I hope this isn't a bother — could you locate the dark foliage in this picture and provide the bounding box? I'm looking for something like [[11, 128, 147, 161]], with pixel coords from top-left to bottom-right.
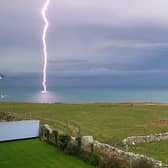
[[53, 130, 58, 146], [132, 159, 154, 168], [58, 134, 71, 150]]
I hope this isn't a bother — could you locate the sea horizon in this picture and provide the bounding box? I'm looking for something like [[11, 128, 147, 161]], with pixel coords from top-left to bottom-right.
[[1, 74, 168, 103], [1, 86, 168, 104]]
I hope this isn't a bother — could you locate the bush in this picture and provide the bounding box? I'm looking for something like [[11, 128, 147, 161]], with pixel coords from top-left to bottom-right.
[[53, 130, 58, 146], [66, 144, 80, 155], [106, 159, 122, 168], [79, 151, 99, 166], [132, 159, 154, 168], [0, 112, 15, 121], [58, 134, 71, 150], [98, 156, 127, 168], [76, 136, 82, 149], [45, 130, 50, 142]]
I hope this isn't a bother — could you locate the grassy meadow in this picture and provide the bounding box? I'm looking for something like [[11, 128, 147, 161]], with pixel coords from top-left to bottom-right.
[[1, 102, 168, 163], [0, 139, 94, 168], [1, 102, 168, 143]]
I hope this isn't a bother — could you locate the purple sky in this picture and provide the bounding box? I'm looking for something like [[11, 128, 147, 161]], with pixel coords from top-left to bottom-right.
[[1, 0, 168, 78]]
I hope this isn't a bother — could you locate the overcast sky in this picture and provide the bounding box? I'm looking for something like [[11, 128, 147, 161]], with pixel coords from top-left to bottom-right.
[[1, 0, 168, 79]]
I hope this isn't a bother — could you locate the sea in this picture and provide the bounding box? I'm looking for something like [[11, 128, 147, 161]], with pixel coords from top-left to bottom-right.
[[1, 75, 168, 103]]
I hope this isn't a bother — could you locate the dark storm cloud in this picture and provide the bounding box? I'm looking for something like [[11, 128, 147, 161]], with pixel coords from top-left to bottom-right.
[[1, 0, 168, 82]]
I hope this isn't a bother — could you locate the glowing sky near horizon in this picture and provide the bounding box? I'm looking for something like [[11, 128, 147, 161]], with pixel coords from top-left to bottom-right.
[[42, 0, 50, 93]]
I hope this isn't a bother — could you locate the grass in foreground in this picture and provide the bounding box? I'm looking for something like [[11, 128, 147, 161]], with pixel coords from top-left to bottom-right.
[[1, 103, 168, 143], [127, 140, 168, 163], [0, 139, 94, 168]]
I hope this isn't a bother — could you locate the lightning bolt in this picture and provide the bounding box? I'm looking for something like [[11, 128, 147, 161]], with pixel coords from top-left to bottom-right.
[[42, 0, 50, 93]]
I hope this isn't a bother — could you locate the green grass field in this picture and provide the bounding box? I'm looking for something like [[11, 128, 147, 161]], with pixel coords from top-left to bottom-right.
[[1, 102, 168, 163], [0, 139, 94, 168], [1, 102, 168, 143], [127, 140, 168, 163]]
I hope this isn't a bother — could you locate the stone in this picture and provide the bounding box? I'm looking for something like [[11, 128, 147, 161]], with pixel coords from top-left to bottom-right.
[[122, 132, 168, 145], [81, 136, 94, 146], [44, 124, 53, 134]]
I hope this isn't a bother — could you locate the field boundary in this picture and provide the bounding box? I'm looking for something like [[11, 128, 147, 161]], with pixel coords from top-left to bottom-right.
[[122, 132, 168, 145], [41, 124, 168, 168]]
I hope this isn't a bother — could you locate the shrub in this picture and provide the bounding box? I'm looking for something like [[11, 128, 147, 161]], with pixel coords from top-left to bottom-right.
[[0, 112, 15, 121], [106, 159, 122, 168], [76, 136, 82, 150], [66, 144, 80, 155], [65, 136, 82, 155], [98, 156, 127, 168], [79, 151, 99, 166], [58, 134, 71, 150], [44, 130, 50, 142], [132, 159, 154, 168], [53, 130, 58, 146]]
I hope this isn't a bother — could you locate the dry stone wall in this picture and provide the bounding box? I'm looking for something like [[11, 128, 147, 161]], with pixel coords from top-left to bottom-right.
[[40, 124, 168, 168], [122, 132, 168, 145], [92, 140, 168, 168]]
